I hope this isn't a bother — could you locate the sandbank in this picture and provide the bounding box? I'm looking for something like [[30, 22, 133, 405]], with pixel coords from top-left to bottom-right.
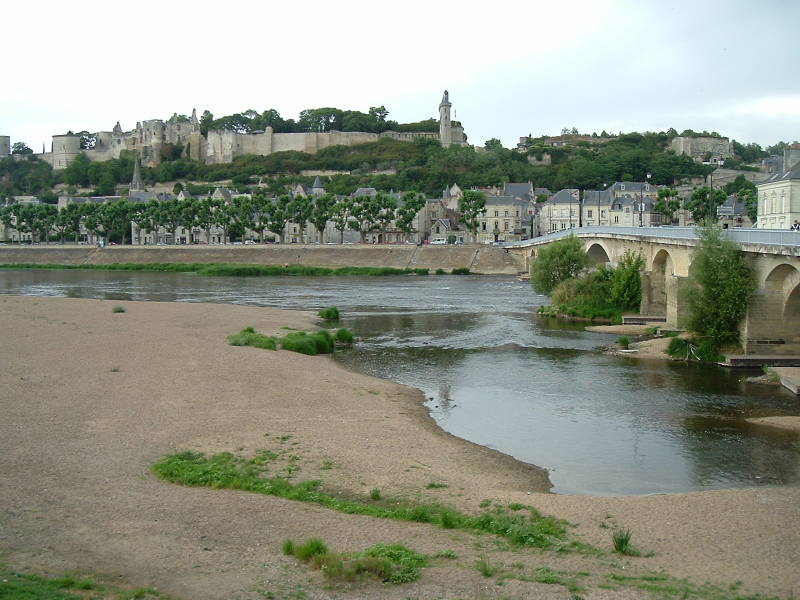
[[1, 295, 798, 599]]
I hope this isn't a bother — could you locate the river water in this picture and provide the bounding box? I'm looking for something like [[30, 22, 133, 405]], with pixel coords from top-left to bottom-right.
[[2, 269, 799, 495]]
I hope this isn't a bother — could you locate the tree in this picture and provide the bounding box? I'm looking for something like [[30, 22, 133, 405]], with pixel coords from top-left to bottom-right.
[[348, 194, 380, 242], [609, 250, 644, 310], [530, 235, 589, 294], [654, 188, 680, 224], [265, 194, 292, 243], [738, 188, 758, 222], [396, 191, 426, 238], [54, 202, 84, 244], [63, 152, 91, 187], [200, 110, 214, 136], [309, 193, 336, 243], [372, 192, 397, 241], [484, 138, 503, 151], [287, 194, 313, 243], [686, 186, 727, 223], [11, 142, 33, 155], [330, 198, 354, 243], [458, 190, 486, 241], [686, 225, 756, 347]]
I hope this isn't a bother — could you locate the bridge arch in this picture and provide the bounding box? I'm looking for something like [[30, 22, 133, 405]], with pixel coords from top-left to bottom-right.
[[585, 242, 611, 264], [647, 249, 674, 316]]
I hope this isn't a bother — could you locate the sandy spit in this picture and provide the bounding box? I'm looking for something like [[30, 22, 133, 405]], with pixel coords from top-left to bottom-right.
[[1, 295, 798, 600], [747, 416, 800, 433]]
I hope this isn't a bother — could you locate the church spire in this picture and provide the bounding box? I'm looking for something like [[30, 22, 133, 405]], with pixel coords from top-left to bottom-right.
[[130, 157, 143, 192]]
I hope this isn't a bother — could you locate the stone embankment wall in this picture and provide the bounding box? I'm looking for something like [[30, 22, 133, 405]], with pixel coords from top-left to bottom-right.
[[0, 245, 524, 275]]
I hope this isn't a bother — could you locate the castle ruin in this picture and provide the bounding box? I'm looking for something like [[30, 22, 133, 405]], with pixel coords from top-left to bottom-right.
[[7, 92, 467, 170]]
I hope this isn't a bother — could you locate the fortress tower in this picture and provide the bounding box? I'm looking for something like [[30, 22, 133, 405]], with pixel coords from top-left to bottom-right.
[[51, 133, 81, 169], [439, 90, 452, 146], [0, 136, 10, 158]]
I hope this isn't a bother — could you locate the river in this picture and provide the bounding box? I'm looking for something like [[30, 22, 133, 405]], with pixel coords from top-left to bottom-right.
[[1, 268, 798, 495]]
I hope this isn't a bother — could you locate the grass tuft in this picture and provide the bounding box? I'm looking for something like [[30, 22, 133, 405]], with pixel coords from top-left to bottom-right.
[[317, 306, 339, 320], [369, 488, 381, 500], [279, 330, 334, 355], [334, 328, 354, 346], [425, 482, 448, 489], [617, 336, 630, 349], [475, 555, 496, 577], [111, 305, 126, 313], [612, 528, 640, 556], [227, 328, 277, 350]]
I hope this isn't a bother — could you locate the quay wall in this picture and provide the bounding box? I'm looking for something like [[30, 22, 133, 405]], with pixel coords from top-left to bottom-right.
[[0, 245, 525, 275]]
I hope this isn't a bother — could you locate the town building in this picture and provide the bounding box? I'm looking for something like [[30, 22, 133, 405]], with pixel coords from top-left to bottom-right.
[[756, 162, 800, 230]]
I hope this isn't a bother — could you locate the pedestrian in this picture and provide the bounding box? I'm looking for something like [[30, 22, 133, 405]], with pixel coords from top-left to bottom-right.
[[791, 221, 799, 231]]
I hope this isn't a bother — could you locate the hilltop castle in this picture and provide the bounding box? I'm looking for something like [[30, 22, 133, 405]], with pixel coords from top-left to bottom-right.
[[2, 92, 467, 170]]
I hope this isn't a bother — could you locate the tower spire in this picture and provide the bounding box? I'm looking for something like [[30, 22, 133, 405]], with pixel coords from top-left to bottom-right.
[[439, 90, 452, 147], [130, 157, 143, 192]]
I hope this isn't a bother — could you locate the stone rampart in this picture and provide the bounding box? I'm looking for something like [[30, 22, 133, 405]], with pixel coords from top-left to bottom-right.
[[0, 245, 523, 274]]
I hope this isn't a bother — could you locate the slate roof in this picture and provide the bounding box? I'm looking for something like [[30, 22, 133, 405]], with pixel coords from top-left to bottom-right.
[[352, 187, 378, 197], [608, 181, 655, 193], [759, 163, 800, 184], [312, 176, 323, 189], [503, 182, 533, 199], [582, 190, 612, 205], [547, 189, 580, 204]]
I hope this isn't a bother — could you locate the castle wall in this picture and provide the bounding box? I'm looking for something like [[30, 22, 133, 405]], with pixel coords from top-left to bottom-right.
[[0, 136, 10, 158], [670, 136, 732, 160]]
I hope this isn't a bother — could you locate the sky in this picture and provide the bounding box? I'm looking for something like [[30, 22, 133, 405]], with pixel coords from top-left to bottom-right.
[[2, 0, 799, 153]]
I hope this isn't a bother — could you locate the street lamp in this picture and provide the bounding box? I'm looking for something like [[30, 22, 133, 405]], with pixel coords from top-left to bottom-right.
[[639, 172, 651, 227]]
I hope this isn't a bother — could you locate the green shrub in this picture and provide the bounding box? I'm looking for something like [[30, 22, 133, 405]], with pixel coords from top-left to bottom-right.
[[686, 225, 756, 346], [617, 336, 630, 349], [435, 268, 446, 275], [111, 305, 126, 313], [666, 336, 723, 362], [609, 250, 644, 311], [280, 330, 334, 355], [451, 267, 471, 275], [294, 537, 329, 561], [334, 328, 354, 346], [643, 326, 659, 336], [227, 328, 278, 350], [414, 268, 429, 275], [317, 306, 339, 320], [282, 539, 296, 555], [370, 488, 381, 500], [531, 235, 588, 294]]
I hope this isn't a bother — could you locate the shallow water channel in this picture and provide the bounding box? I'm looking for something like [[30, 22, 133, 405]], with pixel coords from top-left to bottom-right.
[[2, 269, 799, 495]]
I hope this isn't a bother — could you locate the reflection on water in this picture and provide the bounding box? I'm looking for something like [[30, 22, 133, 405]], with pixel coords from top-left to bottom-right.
[[1, 268, 799, 495]]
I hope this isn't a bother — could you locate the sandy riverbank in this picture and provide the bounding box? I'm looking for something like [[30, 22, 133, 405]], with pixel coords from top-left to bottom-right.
[[1, 296, 798, 599]]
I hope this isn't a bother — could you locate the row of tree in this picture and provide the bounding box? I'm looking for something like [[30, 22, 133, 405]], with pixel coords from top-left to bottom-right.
[[198, 106, 439, 137], [1, 191, 488, 246]]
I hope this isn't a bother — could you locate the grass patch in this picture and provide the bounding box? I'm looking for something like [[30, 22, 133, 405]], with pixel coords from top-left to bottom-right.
[[605, 572, 780, 600], [279, 330, 334, 355], [369, 488, 381, 500], [0, 566, 167, 599], [227, 327, 277, 350], [451, 267, 471, 275], [334, 328, 354, 346], [317, 306, 339, 320], [643, 326, 659, 336], [617, 335, 630, 349], [111, 305, 126, 313], [0, 263, 435, 277], [425, 482, 448, 489], [152, 450, 582, 552], [283, 539, 427, 584]]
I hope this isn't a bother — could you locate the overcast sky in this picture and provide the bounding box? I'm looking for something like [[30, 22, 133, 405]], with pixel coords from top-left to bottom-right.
[[3, 0, 799, 153]]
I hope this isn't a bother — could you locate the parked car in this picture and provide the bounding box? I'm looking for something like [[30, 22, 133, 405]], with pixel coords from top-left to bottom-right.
[[430, 239, 447, 245]]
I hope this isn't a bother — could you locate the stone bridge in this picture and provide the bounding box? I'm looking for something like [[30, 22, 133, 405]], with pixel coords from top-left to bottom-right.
[[506, 227, 800, 355]]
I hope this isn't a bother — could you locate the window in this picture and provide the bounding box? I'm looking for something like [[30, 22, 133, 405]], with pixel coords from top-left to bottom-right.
[[614, 216, 619, 223], [504, 221, 509, 231], [601, 210, 606, 217], [494, 210, 499, 217], [481, 222, 486, 231], [588, 210, 593, 218], [504, 210, 509, 217], [625, 207, 630, 213], [620, 184, 625, 190]]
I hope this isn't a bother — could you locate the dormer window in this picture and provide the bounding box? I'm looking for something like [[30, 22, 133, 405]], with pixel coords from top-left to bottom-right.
[[620, 184, 625, 191]]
